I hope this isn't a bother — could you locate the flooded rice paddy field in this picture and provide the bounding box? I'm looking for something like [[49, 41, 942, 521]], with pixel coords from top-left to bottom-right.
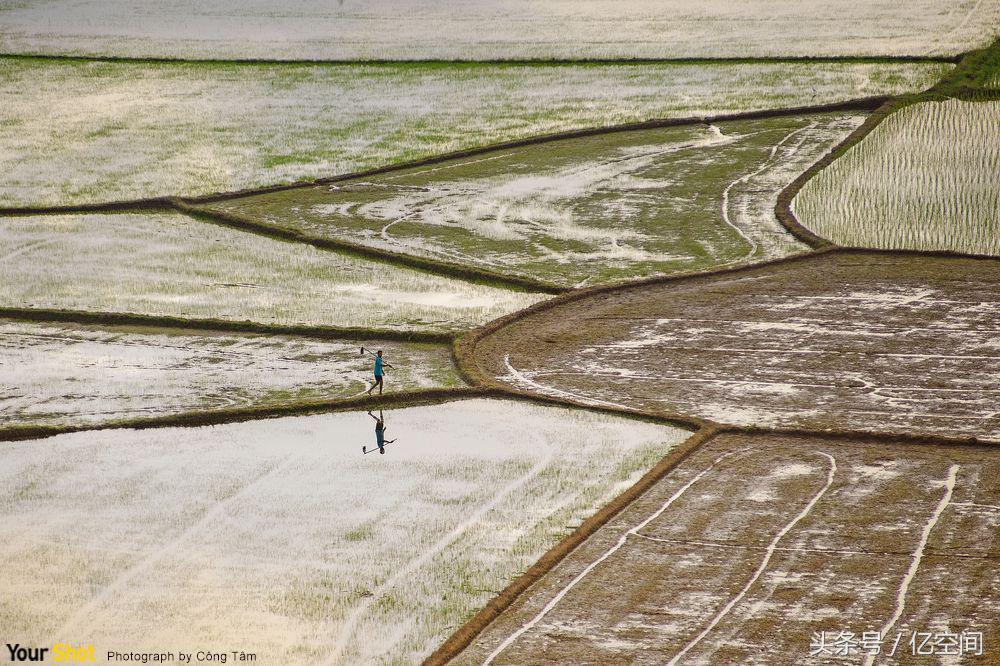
[[0, 399, 689, 664], [203, 113, 864, 287], [795, 100, 1000, 257], [0, 1, 993, 59], [0, 319, 462, 428], [458, 431, 1000, 665], [0, 213, 544, 334], [0, 58, 945, 208]]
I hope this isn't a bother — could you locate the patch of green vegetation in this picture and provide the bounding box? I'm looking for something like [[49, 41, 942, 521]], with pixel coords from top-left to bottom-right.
[[202, 112, 863, 287], [790, 41, 1000, 256], [795, 100, 1000, 256], [901, 38, 1000, 101]]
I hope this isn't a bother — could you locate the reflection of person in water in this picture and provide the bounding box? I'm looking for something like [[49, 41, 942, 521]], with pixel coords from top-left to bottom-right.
[[368, 410, 397, 454]]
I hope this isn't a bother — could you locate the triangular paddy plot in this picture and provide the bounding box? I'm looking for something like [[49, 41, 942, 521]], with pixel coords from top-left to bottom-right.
[[202, 112, 864, 288]]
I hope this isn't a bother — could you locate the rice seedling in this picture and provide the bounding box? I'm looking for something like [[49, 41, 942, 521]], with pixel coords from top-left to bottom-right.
[[0, 213, 544, 332], [0, 1, 993, 59], [207, 113, 864, 286], [0, 58, 948, 206], [0, 399, 690, 663], [793, 100, 1000, 256], [0, 320, 462, 427]]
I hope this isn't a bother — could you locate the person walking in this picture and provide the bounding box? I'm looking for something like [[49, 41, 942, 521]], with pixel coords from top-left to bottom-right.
[[367, 349, 394, 395]]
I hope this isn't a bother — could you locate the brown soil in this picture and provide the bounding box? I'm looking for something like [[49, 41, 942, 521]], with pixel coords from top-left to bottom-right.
[[454, 431, 1000, 665], [467, 251, 1000, 441]]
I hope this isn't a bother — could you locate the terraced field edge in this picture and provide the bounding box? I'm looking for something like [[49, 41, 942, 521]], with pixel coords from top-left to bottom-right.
[[775, 39, 1000, 248], [0, 387, 493, 443], [424, 423, 717, 665]]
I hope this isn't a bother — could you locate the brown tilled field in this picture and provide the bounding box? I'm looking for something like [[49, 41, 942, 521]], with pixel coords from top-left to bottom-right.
[[471, 251, 1000, 441], [455, 431, 1000, 665]]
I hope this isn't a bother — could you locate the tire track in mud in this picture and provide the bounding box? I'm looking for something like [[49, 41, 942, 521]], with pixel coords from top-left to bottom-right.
[[862, 463, 960, 666], [482, 447, 743, 665], [665, 451, 836, 666]]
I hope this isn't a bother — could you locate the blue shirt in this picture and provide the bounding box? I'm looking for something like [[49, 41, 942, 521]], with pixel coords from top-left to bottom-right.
[[374, 357, 384, 376]]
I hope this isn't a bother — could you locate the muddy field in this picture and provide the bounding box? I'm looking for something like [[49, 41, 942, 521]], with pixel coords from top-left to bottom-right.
[[0, 319, 462, 428], [473, 251, 1000, 441], [202, 113, 864, 287], [456, 431, 1000, 665]]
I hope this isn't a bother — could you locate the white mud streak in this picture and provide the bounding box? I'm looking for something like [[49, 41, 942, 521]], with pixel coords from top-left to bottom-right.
[[499, 255, 1000, 440], [457, 434, 1000, 665]]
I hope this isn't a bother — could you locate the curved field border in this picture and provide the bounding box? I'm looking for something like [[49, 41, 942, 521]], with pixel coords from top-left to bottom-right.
[[776, 39, 1000, 249], [0, 97, 890, 296], [449, 246, 999, 442], [437, 242, 999, 662], [453, 249, 835, 387]]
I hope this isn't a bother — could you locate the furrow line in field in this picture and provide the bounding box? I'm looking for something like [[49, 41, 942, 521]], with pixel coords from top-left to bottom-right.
[[482, 447, 744, 665], [862, 464, 960, 666], [329, 449, 555, 665], [666, 451, 837, 665]]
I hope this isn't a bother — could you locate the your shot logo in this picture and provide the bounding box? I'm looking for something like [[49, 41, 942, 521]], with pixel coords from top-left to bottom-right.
[[6, 643, 95, 662]]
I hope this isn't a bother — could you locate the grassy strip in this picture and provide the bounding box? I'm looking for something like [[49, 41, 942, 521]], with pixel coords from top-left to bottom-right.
[[424, 422, 717, 665], [0, 199, 172, 216], [0, 387, 491, 443], [926, 39, 1000, 94], [0, 307, 457, 343], [463, 380, 710, 433], [173, 200, 564, 295], [775, 104, 896, 248], [0, 54, 961, 67], [837, 245, 1000, 262], [728, 425, 998, 449], [775, 39, 1000, 248]]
